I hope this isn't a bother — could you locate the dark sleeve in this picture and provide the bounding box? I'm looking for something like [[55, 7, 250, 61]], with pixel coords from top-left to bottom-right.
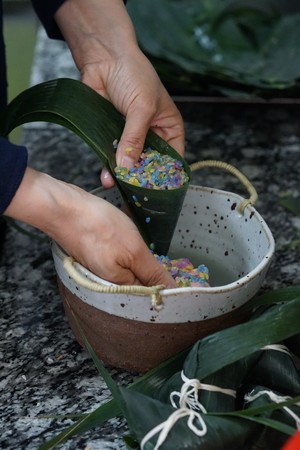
[[0, 137, 28, 215], [31, 0, 66, 40], [31, 0, 128, 40]]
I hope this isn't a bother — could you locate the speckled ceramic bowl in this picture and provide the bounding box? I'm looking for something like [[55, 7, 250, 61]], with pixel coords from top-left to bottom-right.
[[52, 184, 275, 372]]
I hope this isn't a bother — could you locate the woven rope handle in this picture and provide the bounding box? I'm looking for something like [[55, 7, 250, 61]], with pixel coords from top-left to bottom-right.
[[62, 159, 256, 300], [190, 160, 258, 213], [63, 256, 164, 309]]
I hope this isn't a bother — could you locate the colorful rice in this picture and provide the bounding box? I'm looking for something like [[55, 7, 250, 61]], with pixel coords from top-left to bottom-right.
[[155, 255, 210, 288], [115, 149, 189, 189]]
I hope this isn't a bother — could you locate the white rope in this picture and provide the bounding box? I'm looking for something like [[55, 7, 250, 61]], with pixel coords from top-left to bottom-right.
[[63, 256, 165, 310], [189, 159, 258, 213], [261, 344, 291, 355], [141, 370, 236, 450], [140, 408, 206, 450], [245, 389, 300, 430], [170, 371, 236, 411]]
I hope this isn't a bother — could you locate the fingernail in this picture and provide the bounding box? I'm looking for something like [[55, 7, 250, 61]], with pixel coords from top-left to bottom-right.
[[102, 170, 111, 180], [120, 155, 135, 168]]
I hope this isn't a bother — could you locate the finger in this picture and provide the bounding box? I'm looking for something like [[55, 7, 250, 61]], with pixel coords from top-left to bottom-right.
[[115, 109, 152, 168], [150, 114, 185, 156], [102, 266, 140, 286], [132, 251, 177, 288], [100, 168, 115, 188], [150, 126, 185, 157]]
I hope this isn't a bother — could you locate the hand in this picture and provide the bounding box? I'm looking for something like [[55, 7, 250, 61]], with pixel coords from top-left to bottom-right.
[[4, 168, 176, 287], [55, 0, 185, 187], [83, 47, 185, 188]]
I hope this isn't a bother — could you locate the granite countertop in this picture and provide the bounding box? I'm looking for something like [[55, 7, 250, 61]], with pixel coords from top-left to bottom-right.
[[1, 28, 300, 449]]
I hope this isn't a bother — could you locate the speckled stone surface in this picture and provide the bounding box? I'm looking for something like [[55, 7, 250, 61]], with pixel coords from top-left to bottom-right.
[[1, 27, 300, 449]]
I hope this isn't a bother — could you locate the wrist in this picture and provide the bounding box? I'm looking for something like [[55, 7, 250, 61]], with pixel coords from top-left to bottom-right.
[[3, 167, 75, 239], [54, 0, 138, 69]]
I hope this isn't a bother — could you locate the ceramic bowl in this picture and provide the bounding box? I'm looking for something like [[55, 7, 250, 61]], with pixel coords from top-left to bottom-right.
[[52, 184, 275, 372]]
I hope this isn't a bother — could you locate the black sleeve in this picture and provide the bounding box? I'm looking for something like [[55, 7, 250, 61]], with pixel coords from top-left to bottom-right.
[[31, 0, 66, 40], [0, 137, 28, 215], [31, 0, 128, 40]]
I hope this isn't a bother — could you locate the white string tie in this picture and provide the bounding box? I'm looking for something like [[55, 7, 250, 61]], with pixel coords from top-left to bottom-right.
[[245, 389, 300, 430], [140, 408, 207, 450], [141, 370, 236, 450], [170, 371, 236, 411], [261, 344, 291, 355]]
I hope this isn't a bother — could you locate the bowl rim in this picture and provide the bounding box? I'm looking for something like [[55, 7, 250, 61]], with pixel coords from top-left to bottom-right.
[[52, 184, 275, 296]]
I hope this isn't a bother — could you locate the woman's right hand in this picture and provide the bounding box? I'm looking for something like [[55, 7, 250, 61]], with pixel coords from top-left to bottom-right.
[[54, 0, 185, 188], [4, 167, 176, 288]]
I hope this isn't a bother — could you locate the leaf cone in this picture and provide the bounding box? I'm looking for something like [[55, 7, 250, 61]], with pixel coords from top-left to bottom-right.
[[118, 129, 190, 255], [0, 78, 190, 255]]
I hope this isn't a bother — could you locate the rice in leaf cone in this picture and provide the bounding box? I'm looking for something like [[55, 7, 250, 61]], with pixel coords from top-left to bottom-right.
[[0, 78, 190, 256]]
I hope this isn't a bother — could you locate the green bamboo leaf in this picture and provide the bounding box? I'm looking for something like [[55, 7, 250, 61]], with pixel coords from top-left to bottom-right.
[[38, 402, 122, 450], [226, 395, 300, 419], [0, 78, 190, 254], [158, 351, 260, 410], [119, 383, 299, 448], [128, 0, 300, 97], [39, 289, 300, 448], [38, 346, 188, 449], [230, 416, 295, 435], [0, 78, 119, 168], [285, 333, 300, 359], [123, 435, 139, 449], [279, 195, 300, 216], [40, 289, 300, 448], [158, 343, 300, 425], [246, 348, 300, 396], [116, 127, 191, 253], [39, 309, 179, 450], [241, 285, 300, 311], [182, 297, 300, 381], [119, 387, 259, 450], [69, 309, 125, 409], [230, 388, 300, 442]]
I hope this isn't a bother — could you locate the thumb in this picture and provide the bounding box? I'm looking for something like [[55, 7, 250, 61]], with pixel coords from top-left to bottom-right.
[[116, 110, 151, 169], [132, 250, 177, 289], [100, 112, 149, 187]]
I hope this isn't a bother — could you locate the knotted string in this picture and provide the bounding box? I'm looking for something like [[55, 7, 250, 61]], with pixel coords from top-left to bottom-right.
[[142, 345, 295, 449], [140, 408, 206, 450], [247, 345, 300, 428], [170, 371, 236, 410], [245, 390, 300, 430], [141, 370, 236, 450]]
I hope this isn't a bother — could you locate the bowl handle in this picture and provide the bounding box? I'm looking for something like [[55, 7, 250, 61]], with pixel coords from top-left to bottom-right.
[[62, 256, 165, 309], [190, 160, 258, 213]]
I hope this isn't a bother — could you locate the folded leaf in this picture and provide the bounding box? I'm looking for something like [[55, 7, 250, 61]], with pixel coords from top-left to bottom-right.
[[245, 348, 300, 396], [284, 334, 300, 359], [0, 78, 190, 255], [39, 288, 300, 449], [119, 387, 259, 450], [180, 298, 300, 381]]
